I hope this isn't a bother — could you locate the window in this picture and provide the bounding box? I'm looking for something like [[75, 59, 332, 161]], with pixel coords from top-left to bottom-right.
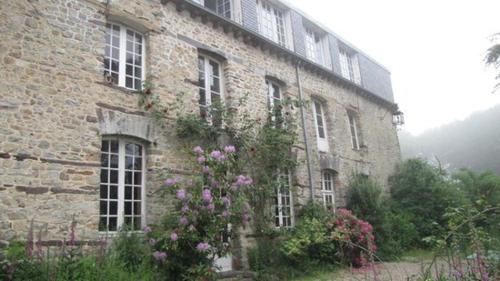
[[104, 23, 145, 90], [312, 100, 329, 152], [204, 0, 232, 19], [321, 171, 335, 210], [339, 48, 361, 85], [257, 0, 289, 48], [99, 139, 145, 232], [198, 54, 223, 125], [304, 27, 331, 68], [266, 80, 282, 123], [274, 171, 293, 228], [347, 110, 361, 150]]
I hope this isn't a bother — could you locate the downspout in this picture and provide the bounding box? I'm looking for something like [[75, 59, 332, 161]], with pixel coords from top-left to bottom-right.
[[295, 62, 315, 200]]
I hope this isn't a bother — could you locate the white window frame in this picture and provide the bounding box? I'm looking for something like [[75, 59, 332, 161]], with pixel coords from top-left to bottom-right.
[[339, 48, 361, 85], [347, 110, 361, 150], [197, 0, 242, 23], [198, 54, 224, 123], [274, 171, 294, 228], [312, 100, 329, 152], [321, 170, 335, 210], [104, 22, 146, 91], [266, 79, 282, 123], [99, 138, 146, 232], [256, 0, 293, 49], [304, 26, 331, 68]]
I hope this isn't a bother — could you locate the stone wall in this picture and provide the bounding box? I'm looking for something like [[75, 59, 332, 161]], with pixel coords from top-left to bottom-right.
[[0, 0, 400, 258]]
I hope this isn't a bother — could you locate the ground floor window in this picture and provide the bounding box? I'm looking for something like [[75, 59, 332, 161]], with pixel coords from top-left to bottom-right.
[[274, 171, 293, 228], [322, 170, 335, 210], [99, 138, 145, 232]]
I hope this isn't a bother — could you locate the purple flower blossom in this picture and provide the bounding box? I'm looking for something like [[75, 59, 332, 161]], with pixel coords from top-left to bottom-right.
[[210, 150, 225, 161], [206, 203, 215, 212], [235, 175, 253, 186], [193, 146, 204, 155], [202, 189, 212, 203], [197, 155, 206, 164], [181, 205, 190, 213], [179, 216, 189, 225], [222, 210, 231, 218], [202, 166, 210, 174], [142, 226, 152, 233], [164, 178, 178, 187], [243, 213, 250, 225], [149, 238, 156, 246], [196, 242, 211, 252], [222, 196, 231, 206], [210, 180, 219, 188], [224, 145, 236, 153], [176, 189, 186, 200], [170, 232, 178, 241], [153, 251, 167, 262]]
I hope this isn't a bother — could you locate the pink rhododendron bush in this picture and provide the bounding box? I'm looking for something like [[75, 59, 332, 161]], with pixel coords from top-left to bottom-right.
[[328, 208, 377, 267], [145, 146, 252, 280]]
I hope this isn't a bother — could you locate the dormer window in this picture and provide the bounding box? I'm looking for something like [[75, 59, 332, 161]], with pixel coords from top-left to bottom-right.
[[304, 26, 331, 68], [195, 0, 242, 22], [256, 0, 293, 49], [339, 47, 361, 85]]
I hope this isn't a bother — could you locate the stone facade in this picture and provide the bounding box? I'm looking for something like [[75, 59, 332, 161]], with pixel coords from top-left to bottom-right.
[[0, 0, 401, 264]]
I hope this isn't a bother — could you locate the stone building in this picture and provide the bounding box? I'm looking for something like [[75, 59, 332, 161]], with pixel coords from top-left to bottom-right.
[[0, 0, 401, 269]]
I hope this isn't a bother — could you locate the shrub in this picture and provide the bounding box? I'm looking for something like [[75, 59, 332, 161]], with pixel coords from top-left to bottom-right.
[[389, 158, 464, 247], [147, 145, 252, 280]]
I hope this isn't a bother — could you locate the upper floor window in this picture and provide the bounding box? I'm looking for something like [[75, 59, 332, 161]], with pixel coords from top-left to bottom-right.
[[274, 171, 293, 228], [312, 100, 329, 152], [198, 54, 223, 125], [266, 79, 282, 123], [347, 110, 361, 150], [339, 47, 361, 85], [321, 170, 335, 210], [99, 138, 146, 232], [304, 26, 331, 68], [256, 0, 291, 49], [104, 23, 145, 91]]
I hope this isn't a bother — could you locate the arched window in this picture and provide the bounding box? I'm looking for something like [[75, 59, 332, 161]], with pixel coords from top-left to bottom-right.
[[99, 138, 146, 231], [321, 170, 335, 210]]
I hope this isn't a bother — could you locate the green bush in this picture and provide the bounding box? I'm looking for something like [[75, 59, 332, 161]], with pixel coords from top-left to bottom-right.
[[389, 159, 464, 247]]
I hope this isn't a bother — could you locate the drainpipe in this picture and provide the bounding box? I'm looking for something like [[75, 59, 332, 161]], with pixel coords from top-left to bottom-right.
[[295, 62, 315, 201]]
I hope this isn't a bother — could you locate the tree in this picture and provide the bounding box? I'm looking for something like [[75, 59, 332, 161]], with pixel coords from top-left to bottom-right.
[[485, 33, 500, 92]]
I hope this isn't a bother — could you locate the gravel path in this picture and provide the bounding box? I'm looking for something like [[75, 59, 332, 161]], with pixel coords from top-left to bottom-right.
[[330, 260, 447, 281]]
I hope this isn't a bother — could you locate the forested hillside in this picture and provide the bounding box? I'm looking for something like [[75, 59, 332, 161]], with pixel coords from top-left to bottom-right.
[[399, 104, 500, 174]]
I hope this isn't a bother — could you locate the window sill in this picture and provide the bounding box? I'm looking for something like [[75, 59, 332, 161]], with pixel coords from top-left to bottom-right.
[[97, 81, 142, 95]]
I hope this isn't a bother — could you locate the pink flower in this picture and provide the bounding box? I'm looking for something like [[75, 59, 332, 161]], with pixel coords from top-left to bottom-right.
[[210, 150, 225, 161], [222, 210, 231, 218], [181, 205, 190, 213], [164, 178, 178, 187], [193, 146, 204, 155], [179, 216, 188, 225], [206, 203, 215, 212], [224, 145, 236, 153], [142, 226, 152, 233], [153, 251, 167, 262], [202, 189, 212, 203], [170, 232, 178, 241], [196, 242, 211, 252], [222, 196, 231, 206], [235, 175, 253, 186], [202, 166, 210, 174], [176, 189, 186, 200], [197, 155, 206, 164]]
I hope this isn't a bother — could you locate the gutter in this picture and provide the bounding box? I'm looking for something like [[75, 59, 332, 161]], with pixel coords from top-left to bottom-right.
[[295, 62, 315, 200]]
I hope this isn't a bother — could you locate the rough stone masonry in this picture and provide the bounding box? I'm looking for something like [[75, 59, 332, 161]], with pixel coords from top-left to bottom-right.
[[0, 0, 401, 267]]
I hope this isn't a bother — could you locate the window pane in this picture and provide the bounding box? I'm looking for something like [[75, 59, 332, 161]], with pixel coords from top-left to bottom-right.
[[125, 156, 134, 170], [134, 202, 141, 215], [125, 171, 133, 184], [99, 201, 107, 215], [125, 186, 132, 200], [134, 186, 141, 200], [209, 60, 219, 77], [109, 217, 117, 231], [125, 201, 132, 215], [110, 154, 118, 168], [199, 89, 206, 105], [109, 170, 118, 184], [101, 141, 109, 153], [109, 201, 118, 215], [100, 185, 107, 199], [110, 140, 118, 153], [100, 169, 108, 183], [110, 185, 118, 199], [134, 172, 142, 185], [99, 217, 107, 231], [134, 217, 141, 230], [100, 154, 109, 168]]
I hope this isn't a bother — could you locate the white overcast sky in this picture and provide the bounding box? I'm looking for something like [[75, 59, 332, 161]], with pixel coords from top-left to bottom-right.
[[287, 0, 500, 135]]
